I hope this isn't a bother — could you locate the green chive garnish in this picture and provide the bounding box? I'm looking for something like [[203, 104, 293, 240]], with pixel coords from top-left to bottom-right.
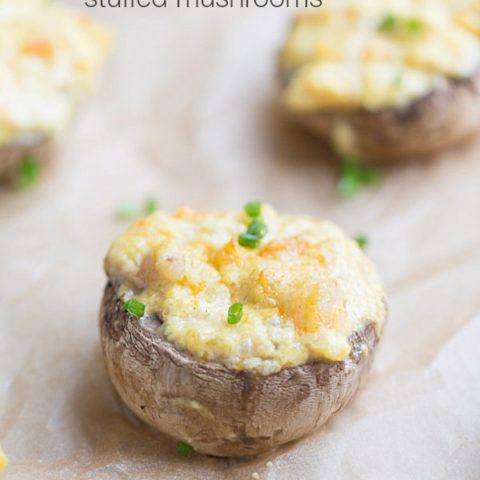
[[393, 73, 403, 87], [244, 201, 262, 218], [117, 197, 159, 220], [378, 14, 423, 34], [238, 233, 260, 249], [122, 298, 145, 318], [116, 204, 139, 220], [359, 167, 380, 185], [355, 235, 368, 250], [176, 441, 193, 457], [338, 158, 379, 198], [378, 14, 397, 32], [228, 303, 243, 325], [247, 219, 268, 239], [239, 203, 268, 248], [406, 18, 423, 32], [338, 175, 361, 198], [19, 155, 41, 188], [145, 197, 158, 214]]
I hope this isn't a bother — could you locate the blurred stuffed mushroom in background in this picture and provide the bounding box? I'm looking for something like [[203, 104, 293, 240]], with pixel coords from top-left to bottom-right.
[[279, 0, 480, 166], [0, 0, 111, 187]]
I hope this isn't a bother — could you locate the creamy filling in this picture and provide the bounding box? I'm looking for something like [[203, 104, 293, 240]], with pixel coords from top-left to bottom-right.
[[0, 0, 111, 144], [281, 0, 480, 112], [105, 206, 386, 375]]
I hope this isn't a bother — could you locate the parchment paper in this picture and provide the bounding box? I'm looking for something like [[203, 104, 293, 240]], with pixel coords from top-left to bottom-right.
[[1, 3, 479, 479]]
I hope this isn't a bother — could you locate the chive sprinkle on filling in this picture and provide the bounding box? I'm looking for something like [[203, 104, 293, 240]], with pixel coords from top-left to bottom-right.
[[238, 201, 268, 248], [227, 302, 243, 325], [122, 298, 145, 318]]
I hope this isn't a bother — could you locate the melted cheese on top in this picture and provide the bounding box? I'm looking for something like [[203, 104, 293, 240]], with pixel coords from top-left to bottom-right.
[[0, 0, 111, 144], [281, 0, 480, 112], [105, 206, 386, 375]]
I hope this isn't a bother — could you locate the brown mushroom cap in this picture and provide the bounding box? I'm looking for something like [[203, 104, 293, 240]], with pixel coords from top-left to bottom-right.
[[0, 133, 52, 185], [100, 283, 382, 457], [280, 68, 480, 164]]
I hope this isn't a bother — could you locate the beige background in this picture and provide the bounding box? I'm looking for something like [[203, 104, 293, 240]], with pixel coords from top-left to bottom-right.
[[1, 3, 479, 479]]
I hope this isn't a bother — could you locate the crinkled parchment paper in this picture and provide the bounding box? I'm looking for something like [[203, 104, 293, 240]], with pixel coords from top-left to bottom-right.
[[1, 4, 479, 479]]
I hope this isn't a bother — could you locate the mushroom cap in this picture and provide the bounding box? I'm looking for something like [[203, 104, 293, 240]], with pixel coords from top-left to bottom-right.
[[100, 283, 381, 457], [280, 70, 480, 164]]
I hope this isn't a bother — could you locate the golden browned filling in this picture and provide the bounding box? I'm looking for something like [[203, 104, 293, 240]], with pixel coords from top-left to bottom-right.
[[281, 0, 480, 112], [0, 0, 111, 144], [105, 205, 386, 375]]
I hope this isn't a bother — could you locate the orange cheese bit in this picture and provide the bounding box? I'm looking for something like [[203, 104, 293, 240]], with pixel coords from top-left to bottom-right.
[[23, 38, 54, 59], [455, 14, 480, 37], [258, 269, 278, 302], [287, 290, 322, 335], [212, 239, 242, 270], [259, 240, 288, 257], [174, 207, 207, 220], [260, 237, 312, 258]]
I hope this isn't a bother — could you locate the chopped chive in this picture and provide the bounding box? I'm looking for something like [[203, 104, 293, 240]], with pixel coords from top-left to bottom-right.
[[247, 219, 268, 239], [406, 17, 423, 32], [355, 235, 368, 250], [228, 302, 243, 325], [122, 298, 145, 318], [393, 73, 403, 87], [238, 206, 268, 248], [338, 174, 361, 198], [378, 14, 397, 32], [117, 197, 159, 221], [244, 201, 262, 218], [238, 232, 260, 249], [145, 197, 158, 214], [358, 167, 380, 185], [19, 155, 41, 188], [378, 14, 423, 34], [116, 204, 139, 220], [338, 158, 380, 198], [176, 441, 193, 457]]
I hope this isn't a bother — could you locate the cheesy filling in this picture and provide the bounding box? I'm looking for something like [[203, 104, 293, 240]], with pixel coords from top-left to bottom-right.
[[0, 0, 111, 145], [281, 0, 480, 112], [105, 206, 386, 375]]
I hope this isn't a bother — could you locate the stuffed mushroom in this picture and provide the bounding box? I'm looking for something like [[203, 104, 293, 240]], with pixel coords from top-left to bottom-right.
[[0, 0, 111, 185], [100, 204, 387, 457], [279, 0, 480, 163]]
